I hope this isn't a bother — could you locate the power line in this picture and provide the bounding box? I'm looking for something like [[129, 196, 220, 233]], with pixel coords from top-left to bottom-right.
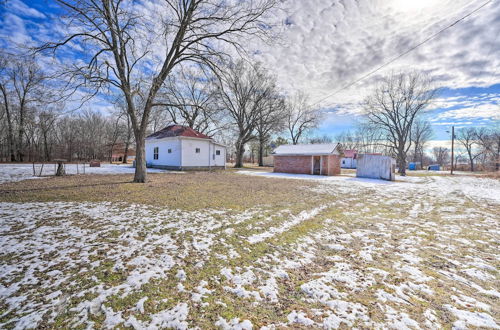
[[311, 0, 495, 108]]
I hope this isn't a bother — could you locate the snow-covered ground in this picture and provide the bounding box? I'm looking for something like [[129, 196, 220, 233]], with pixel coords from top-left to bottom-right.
[[0, 169, 499, 328], [239, 170, 500, 205], [0, 163, 171, 184]]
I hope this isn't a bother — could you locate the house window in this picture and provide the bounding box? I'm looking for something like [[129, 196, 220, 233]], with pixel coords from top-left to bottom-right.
[[216, 150, 221, 156], [168, 149, 172, 153], [153, 147, 159, 160], [195, 148, 200, 153]]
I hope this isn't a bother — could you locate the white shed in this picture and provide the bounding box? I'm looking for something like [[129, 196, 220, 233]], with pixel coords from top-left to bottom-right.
[[145, 125, 226, 170], [356, 154, 396, 181]]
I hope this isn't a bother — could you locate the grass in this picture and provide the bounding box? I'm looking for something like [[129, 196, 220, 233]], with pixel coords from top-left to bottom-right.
[[1, 170, 499, 328], [0, 171, 322, 211]]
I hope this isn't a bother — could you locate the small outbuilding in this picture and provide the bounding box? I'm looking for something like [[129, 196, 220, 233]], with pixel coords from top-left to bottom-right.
[[356, 154, 396, 181], [408, 162, 421, 170], [145, 125, 226, 170], [427, 164, 440, 171], [272, 143, 341, 176]]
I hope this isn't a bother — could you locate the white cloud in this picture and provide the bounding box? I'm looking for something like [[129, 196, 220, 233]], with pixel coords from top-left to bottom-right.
[[6, 0, 46, 19], [434, 104, 500, 121], [2, 0, 499, 129], [252, 0, 500, 110]]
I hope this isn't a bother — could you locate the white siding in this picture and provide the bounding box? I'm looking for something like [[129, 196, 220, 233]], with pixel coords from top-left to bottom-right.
[[146, 136, 226, 168], [341, 157, 356, 169], [212, 144, 226, 167], [145, 138, 181, 166], [181, 138, 211, 167]]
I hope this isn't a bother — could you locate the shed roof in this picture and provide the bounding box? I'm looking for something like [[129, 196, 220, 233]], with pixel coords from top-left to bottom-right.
[[273, 143, 340, 156], [146, 125, 211, 140]]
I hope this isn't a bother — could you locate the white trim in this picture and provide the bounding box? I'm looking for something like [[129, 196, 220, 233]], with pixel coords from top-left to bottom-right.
[[320, 156, 323, 175]]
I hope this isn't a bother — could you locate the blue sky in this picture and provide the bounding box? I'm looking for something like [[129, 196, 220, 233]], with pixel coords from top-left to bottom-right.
[[1, 0, 499, 148], [316, 84, 500, 141]]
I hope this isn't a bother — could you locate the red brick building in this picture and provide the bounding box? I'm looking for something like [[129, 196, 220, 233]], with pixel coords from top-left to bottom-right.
[[272, 144, 341, 176]]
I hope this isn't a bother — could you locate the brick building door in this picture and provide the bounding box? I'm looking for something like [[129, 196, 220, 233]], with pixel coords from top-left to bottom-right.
[[313, 156, 321, 175]]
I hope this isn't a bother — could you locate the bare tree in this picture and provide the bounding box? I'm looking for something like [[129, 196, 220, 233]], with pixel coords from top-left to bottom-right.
[[285, 92, 321, 145], [335, 130, 360, 150], [475, 126, 500, 171], [309, 134, 333, 144], [456, 127, 482, 172], [159, 65, 222, 136], [37, 0, 279, 182], [0, 54, 49, 161], [410, 119, 433, 166], [432, 147, 449, 167], [215, 60, 277, 168], [255, 94, 285, 166], [0, 53, 15, 161], [38, 109, 59, 161], [363, 72, 437, 175]]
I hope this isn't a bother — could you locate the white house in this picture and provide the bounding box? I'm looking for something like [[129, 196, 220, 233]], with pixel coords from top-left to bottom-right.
[[341, 149, 357, 169], [145, 125, 226, 170]]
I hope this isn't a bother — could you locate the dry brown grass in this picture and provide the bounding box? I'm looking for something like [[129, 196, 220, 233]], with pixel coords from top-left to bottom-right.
[[0, 171, 324, 211], [482, 171, 500, 179]]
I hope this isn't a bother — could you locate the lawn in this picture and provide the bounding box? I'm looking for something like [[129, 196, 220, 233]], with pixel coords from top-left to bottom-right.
[[0, 166, 499, 329]]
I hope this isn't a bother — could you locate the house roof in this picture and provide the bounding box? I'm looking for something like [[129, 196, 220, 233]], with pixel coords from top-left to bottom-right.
[[146, 125, 211, 140], [343, 149, 357, 158], [272, 143, 340, 156]]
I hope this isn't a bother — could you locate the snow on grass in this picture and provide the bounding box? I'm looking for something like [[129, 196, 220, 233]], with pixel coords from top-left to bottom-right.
[[247, 205, 328, 243], [1, 171, 499, 328], [215, 317, 253, 329], [0, 163, 171, 184], [237, 169, 500, 205], [445, 304, 499, 329]]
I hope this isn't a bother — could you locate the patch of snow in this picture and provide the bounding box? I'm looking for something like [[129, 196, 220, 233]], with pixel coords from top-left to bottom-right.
[[445, 304, 499, 329], [287, 311, 315, 326], [215, 317, 253, 330]]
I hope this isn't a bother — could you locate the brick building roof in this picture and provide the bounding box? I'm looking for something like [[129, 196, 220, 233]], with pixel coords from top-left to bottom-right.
[[273, 143, 340, 156]]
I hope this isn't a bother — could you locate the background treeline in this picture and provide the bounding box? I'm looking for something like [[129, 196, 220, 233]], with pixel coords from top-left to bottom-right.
[[1, 55, 498, 172]]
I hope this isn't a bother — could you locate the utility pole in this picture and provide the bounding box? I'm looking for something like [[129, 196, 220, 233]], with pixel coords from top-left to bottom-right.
[[450, 126, 454, 175]]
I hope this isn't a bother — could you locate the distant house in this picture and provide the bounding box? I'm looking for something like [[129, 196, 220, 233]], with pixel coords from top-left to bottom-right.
[[341, 149, 357, 169], [111, 143, 135, 163], [145, 125, 226, 170], [272, 143, 341, 176]]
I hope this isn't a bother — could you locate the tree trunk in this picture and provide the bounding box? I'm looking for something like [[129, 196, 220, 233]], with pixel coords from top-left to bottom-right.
[[1, 87, 16, 162], [123, 143, 129, 164], [123, 127, 131, 164], [234, 139, 245, 168], [258, 137, 264, 167], [495, 139, 499, 171], [43, 132, 50, 161], [133, 132, 147, 183], [468, 153, 474, 172], [397, 149, 407, 176], [18, 112, 25, 162]]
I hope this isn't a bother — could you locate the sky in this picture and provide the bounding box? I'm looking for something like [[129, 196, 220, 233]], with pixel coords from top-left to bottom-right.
[[1, 0, 499, 148]]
